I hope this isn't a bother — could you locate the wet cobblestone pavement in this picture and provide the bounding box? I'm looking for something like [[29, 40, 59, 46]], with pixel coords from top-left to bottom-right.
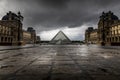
[[0, 45, 120, 80]]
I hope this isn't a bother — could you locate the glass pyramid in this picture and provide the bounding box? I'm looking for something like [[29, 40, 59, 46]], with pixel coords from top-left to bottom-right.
[[50, 31, 71, 44]]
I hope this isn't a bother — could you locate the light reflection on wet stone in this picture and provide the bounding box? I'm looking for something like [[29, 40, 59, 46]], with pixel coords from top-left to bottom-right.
[[0, 45, 120, 80]]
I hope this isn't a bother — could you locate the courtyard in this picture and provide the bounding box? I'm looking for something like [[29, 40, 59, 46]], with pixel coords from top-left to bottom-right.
[[0, 45, 120, 80]]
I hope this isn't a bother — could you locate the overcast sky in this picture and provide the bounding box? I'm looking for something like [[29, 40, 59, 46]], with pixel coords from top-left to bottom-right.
[[0, 0, 120, 40]]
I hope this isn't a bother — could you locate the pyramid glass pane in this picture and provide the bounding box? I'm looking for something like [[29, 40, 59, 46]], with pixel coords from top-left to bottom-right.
[[50, 31, 71, 44]]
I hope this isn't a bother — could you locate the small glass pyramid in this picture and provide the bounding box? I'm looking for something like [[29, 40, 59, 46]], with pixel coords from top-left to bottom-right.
[[50, 31, 71, 44]]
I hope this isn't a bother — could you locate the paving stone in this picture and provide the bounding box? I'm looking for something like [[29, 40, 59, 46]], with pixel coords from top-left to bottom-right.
[[0, 45, 120, 80]]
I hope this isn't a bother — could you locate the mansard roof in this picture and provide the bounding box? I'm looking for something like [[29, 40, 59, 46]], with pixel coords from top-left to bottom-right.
[[2, 11, 23, 21], [100, 11, 119, 20]]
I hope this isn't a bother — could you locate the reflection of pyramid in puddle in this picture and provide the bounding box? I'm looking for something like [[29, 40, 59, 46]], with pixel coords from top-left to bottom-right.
[[50, 31, 71, 44]]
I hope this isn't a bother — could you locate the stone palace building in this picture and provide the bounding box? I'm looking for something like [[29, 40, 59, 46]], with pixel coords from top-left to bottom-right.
[[85, 11, 120, 46], [85, 27, 98, 44], [0, 11, 39, 46]]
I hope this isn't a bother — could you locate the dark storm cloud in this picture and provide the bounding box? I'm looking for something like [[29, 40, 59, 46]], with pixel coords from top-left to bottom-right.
[[40, 0, 70, 8], [1, 0, 120, 30]]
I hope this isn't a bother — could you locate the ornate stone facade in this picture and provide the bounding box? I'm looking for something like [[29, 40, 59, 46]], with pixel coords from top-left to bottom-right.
[[106, 23, 120, 46], [22, 30, 32, 44], [85, 27, 98, 44], [23, 27, 37, 44], [0, 11, 23, 45], [27, 27, 36, 43], [0, 23, 12, 45], [98, 11, 120, 46], [85, 11, 120, 46], [0, 11, 37, 46]]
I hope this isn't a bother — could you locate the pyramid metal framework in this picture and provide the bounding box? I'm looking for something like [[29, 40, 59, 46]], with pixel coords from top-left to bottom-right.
[[50, 31, 71, 44]]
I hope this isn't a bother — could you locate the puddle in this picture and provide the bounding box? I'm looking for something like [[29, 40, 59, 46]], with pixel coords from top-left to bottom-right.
[[0, 65, 14, 69]]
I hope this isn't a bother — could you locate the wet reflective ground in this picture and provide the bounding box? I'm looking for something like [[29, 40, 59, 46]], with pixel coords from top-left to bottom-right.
[[0, 45, 120, 80]]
